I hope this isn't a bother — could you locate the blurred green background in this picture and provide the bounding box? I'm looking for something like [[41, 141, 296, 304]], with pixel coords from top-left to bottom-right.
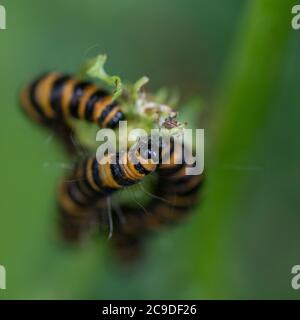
[[0, 0, 299, 299]]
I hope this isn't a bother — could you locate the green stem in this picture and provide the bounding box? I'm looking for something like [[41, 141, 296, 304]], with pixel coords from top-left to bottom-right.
[[190, 0, 294, 298]]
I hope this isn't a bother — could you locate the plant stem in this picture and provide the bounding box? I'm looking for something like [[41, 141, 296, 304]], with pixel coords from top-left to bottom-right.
[[189, 0, 294, 298]]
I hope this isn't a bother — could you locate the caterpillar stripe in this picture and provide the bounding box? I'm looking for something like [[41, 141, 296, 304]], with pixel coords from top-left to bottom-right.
[[59, 147, 157, 242], [20, 72, 125, 128]]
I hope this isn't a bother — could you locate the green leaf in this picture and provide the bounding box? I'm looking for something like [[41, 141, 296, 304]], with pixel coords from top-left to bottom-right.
[[80, 54, 123, 100]]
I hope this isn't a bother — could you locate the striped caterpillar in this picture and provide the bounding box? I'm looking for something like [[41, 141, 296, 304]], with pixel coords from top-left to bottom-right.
[[20, 66, 204, 262]]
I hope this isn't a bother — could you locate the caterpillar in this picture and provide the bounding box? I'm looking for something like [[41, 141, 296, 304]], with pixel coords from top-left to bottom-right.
[[147, 142, 203, 228], [58, 136, 203, 262], [20, 72, 125, 156], [21, 72, 125, 128], [114, 140, 204, 237], [109, 168, 202, 261], [20, 64, 204, 263], [59, 143, 157, 242]]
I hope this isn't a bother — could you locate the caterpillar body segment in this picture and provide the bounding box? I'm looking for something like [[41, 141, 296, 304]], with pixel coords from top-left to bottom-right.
[[20, 72, 125, 129], [58, 147, 157, 242]]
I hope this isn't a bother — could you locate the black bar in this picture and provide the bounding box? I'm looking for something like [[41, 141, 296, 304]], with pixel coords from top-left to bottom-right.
[[0, 300, 298, 319]]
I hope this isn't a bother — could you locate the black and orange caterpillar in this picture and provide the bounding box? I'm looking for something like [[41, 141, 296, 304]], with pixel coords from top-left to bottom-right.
[[20, 72, 125, 155], [21, 72, 124, 128], [59, 148, 157, 240], [113, 141, 203, 235], [20, 69, 204, 262], [57, 138, 203, 261]]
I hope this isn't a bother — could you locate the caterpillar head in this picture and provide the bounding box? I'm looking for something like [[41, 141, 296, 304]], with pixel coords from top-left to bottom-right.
[[128, 137, 158, 174]]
